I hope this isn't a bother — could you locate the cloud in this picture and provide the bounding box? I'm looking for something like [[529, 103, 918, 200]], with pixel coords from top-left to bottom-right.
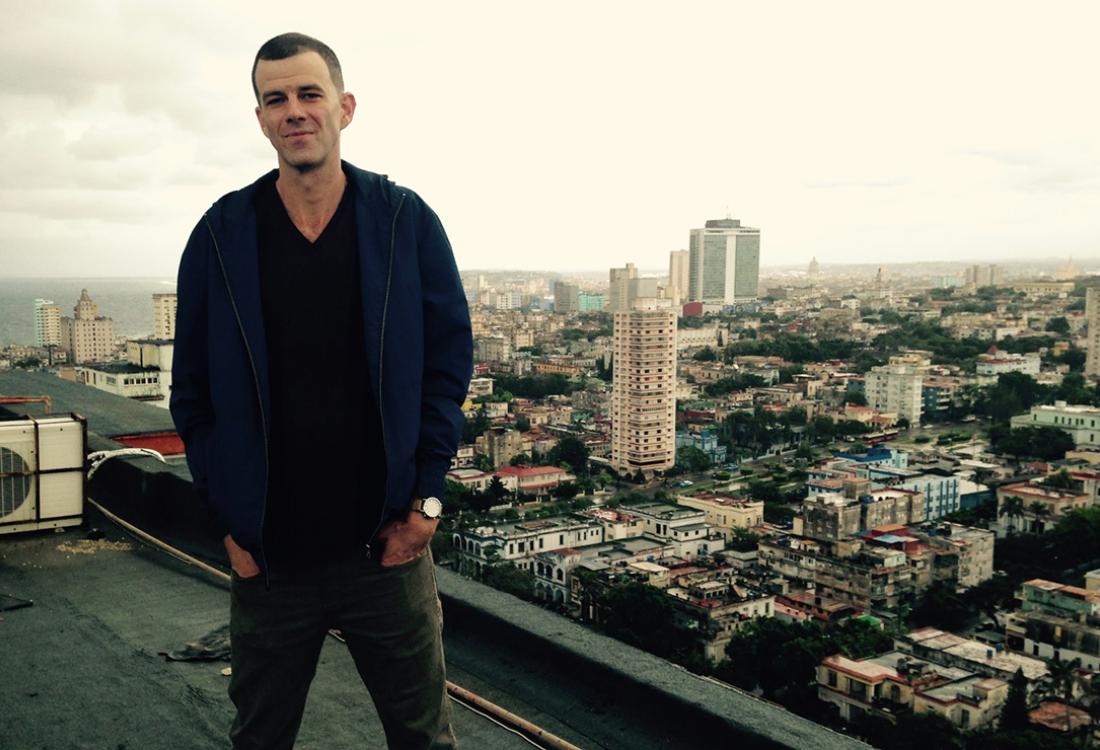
[[67, 125, 161, 162], [805, 178, 906, 190], [963, 148, 1100, 194]]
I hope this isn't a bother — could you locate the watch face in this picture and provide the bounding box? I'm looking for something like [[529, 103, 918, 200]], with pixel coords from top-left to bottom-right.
[[422, 497, 443, 518]]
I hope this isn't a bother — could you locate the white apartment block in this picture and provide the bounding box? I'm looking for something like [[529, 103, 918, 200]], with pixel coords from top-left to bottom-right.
[[1010, 401, 1100, 449], [34, 299, 61, 347], [864, 363, 923, 424], [152, 293, 177, 340], [611, 301, 677, 475], [60, 289, 115, 364]]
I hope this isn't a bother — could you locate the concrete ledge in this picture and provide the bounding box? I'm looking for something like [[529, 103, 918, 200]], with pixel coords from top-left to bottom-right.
[[436, 568, 872, 750]]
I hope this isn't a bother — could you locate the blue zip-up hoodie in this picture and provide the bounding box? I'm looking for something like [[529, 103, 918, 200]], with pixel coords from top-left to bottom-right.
[[170, 162, 473, 572]]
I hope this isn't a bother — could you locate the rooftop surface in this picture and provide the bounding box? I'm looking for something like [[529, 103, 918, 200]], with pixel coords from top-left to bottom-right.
[[2, 507, 874, 750], [0, 517, 548, 750], [0, 369, 876, 749]]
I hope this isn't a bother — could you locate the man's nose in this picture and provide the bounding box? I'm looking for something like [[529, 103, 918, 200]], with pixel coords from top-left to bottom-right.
[[285, 99, 306, 121]]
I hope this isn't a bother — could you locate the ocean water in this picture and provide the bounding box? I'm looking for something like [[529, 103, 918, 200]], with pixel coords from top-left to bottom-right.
[[0, 278, 176, 346]]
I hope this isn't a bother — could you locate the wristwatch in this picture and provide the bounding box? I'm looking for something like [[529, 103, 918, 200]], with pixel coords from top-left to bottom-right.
[[410, 496, 443, 520]]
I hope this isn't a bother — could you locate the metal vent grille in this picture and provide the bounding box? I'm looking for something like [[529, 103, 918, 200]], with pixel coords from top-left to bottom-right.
[[0, 446, 31, 518]]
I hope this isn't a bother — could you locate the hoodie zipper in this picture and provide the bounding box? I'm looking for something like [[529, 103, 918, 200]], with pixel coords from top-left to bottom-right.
[[204, 215, 272, 589], [364, 192, 406, 559]]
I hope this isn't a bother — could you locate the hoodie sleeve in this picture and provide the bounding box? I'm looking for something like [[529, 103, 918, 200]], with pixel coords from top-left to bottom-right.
[[411, 197, 473, 502], [169, 217, 228, 538]]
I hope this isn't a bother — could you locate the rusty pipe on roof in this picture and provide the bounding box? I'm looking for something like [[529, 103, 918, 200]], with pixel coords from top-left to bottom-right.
[[446, 683, 584, 750], [0, 395, 52, 414]]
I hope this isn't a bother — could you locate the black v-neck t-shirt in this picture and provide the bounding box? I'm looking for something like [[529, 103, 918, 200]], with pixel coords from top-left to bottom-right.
[[254, 171, 386, 566]]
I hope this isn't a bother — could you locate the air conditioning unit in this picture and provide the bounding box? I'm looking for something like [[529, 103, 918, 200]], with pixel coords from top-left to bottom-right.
[[0, 415, 86, 535]]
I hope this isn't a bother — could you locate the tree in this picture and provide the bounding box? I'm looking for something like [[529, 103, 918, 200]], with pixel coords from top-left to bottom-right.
[[999, 668, 1031, 732], [551, 483, 578, 500], [597, 583, 682, 659], [912, 581, 972, 631], [992, 426, 1074, 461], [481, 563, 535, 600], [515, 414, 531, 432], [795, 442, 816, 462], [1000, 496, 1025, 532], [846, 391, 868, 407], [1025, 499, 1051, 527], [487, 476, 509, 502], [1055, 372, 1095, 405], [727, 527, 760, 552], [692, 346, 718, 361], [676, 445, 712, 473], [546, 436, 590, 477], [1046, 316, 1071, 335], [462, 407, 491, 443]]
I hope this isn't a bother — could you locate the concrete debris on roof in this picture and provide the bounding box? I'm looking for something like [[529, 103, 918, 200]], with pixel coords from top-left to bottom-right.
[[56, 539, 133, 555]]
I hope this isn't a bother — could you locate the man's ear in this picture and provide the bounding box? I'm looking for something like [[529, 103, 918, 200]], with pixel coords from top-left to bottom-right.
[[340, 92, 357, 130]]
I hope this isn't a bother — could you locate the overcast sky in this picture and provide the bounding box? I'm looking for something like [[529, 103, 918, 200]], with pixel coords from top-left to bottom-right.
[[2, 0, 1098, 278]]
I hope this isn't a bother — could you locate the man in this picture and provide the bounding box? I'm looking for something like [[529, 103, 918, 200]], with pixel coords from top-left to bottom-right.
[[170, 32, 472, 749]]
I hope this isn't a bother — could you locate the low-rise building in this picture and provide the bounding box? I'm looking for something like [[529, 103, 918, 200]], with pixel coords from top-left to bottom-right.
[[795, 485, 925, 542], [758, 535, 917, 614], [1004, 578, 1100, 670], [675, 492, 763, 540], [896, 627, 1048, 687], [1011, 401, 1100, 450], [995, 480, 1092, 536], [675, 429, 727, 466], [494, 465, 575, 496], [818, 651, 1006, 730], [666, 572, 775, 662], [452, 516, 606, 575], [976, 347, 1041, 377]]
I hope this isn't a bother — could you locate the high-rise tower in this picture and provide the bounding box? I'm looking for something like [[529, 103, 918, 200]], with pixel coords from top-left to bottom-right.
[[60, 289, 114, 364], [153, 293, 177, 340], [34, 299, 61, 347], [608, 263, 638, 312], [668, 250, 689, 306], [1086, 289, 1100, 378], [687, 218, 760, 304], [611, 299, 677, 475]]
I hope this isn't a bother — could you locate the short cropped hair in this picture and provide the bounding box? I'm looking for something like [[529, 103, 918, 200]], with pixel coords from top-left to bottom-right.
[[252, 33, 344, 102]]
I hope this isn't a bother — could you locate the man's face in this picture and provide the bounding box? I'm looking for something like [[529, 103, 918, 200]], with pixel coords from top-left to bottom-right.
[[253, 51, 355, 173]]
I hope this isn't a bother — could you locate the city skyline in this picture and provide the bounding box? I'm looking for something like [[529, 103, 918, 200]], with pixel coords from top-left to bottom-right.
[[2, 1, 1099, 278]]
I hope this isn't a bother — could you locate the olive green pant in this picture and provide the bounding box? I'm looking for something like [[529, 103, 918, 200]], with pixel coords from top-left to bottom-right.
[[228, 549, 456, 749]]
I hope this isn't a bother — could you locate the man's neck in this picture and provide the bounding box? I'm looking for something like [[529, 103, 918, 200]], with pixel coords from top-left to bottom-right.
[[275, 159, 347, 242]]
